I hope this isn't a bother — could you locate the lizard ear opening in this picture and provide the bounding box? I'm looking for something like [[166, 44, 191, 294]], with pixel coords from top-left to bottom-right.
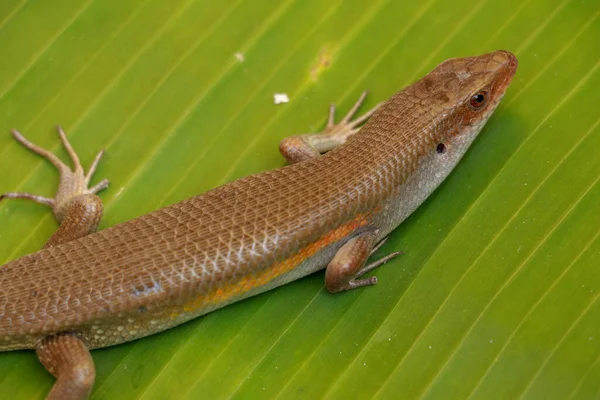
[[436, 143, 447, 154]]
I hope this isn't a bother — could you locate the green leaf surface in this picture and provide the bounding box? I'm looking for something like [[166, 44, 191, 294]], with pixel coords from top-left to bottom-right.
[[0, 0, 598, 399]]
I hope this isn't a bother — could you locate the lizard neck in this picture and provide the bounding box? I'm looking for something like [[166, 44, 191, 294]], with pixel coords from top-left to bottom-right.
[[370, 115, 484, 239]]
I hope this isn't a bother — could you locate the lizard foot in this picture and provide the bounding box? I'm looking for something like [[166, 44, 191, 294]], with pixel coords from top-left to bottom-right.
[[321, 90, 382, 142], [0, 126, 109, 222], [279, 91, 382, 164]]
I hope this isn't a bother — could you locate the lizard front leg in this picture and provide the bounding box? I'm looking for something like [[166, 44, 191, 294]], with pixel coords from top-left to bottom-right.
[[325, 231, 402, 293], [279, 91, 381, 164], [1, 126, 109, 399]]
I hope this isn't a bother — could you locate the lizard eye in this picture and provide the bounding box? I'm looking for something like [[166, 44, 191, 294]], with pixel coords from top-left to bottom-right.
[[470, 91, 487, 109]]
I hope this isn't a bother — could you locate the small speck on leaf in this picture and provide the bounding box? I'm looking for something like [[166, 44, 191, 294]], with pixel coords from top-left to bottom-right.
[[310, 46, 335, 81], [274, 93, 289, 104]]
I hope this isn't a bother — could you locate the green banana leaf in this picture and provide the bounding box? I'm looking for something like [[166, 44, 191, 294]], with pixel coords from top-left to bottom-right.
[[0, 0, 598, 399]]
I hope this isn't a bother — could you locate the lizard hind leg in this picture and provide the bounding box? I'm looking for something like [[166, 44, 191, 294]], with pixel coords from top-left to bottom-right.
[[279, 91, 382, 164], [36, 334, 95, 400], [0, 127, 109, 223]]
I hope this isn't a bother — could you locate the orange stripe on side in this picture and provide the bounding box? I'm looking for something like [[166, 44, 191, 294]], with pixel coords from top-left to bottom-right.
[[180, 214, 369, 314]]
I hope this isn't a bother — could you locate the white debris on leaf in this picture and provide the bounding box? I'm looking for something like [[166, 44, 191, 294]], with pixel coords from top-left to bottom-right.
[[273, 93, 289, 104], [234, 52, 245, 62]]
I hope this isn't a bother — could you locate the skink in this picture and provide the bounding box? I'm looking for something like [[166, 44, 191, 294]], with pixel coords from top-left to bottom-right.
[[0, 50, 517, 399]]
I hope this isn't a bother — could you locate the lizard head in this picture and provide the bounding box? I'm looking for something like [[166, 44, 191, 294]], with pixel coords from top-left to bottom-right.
[[422, 50, 518, 154]]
